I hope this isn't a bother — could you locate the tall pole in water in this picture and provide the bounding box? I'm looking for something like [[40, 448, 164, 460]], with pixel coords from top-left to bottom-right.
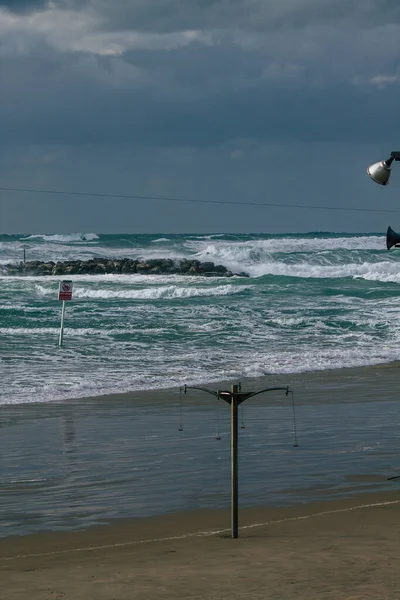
[[59, 300, 66, 346], [183, 383, 292, 539]]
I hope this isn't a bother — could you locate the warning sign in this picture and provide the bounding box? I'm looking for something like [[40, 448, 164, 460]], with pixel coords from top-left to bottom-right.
[[58, 280, 73, 301]]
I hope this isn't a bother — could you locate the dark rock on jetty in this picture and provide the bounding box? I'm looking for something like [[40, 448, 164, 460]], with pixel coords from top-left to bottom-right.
[[3, 258, 249, 277]]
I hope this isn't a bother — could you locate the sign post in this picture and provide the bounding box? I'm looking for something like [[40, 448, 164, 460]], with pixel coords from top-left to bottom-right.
[[58, 280, 73, 346]]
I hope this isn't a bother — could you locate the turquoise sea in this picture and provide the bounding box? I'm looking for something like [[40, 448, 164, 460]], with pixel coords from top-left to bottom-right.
[[2, 231, 400, 537], [1, 231, 400, 406]]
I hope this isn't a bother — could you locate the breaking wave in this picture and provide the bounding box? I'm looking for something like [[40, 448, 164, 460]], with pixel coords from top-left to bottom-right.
[[22, 233, 99, 243], [34, 283, 251, 300]]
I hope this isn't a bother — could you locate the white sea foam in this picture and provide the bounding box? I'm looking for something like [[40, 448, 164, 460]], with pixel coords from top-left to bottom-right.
[[22, 233, 99, 242], [244, 260, 400, 280], [0, 327, 70, 335], [33, 283, 250, 300], [189, 234, 226, 240], [0, 327, 167, 336], [189, 235, 384, 257], [186, 256, 400, 282], [3, 341, 400, 406], [187, 237, 388, 278]]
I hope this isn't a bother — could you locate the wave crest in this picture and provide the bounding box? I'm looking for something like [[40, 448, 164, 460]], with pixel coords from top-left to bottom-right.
[[34, 283, 251, 300], [22, 233, 99, 242]]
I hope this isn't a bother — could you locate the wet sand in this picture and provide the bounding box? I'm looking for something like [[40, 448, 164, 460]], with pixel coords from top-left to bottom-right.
[[2, 363, 400, 597], [3, 362, 400, 537], [1, 490, 400, 599]]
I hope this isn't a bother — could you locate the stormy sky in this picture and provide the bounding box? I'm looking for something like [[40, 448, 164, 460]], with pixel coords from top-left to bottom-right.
[[1, 0, 400, 233]]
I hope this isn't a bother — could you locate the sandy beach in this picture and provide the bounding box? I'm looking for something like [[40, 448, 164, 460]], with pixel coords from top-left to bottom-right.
[[2, 490, 400, 599], [2, 364, 400, 598]]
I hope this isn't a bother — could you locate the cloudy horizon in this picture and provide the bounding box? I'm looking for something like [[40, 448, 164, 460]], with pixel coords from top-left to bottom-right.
[[1, 0, 400, 234]]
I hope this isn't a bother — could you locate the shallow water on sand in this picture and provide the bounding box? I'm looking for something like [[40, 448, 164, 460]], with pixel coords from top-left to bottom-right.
[[1, 366, 400, 538]]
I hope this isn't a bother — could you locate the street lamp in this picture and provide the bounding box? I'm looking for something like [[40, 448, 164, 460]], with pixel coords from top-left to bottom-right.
[[367, 151, 400, 185], [367, 151, 400, 250]]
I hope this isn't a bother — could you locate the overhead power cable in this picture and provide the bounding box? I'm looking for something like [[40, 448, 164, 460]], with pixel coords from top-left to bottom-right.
[[1, 185, 400, 214]]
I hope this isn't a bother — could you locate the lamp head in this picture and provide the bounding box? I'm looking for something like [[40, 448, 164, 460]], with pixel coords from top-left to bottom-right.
[[367, 156, 394, 186]]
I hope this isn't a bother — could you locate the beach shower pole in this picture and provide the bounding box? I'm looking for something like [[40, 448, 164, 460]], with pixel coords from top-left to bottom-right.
[[231, 386, 239, 538], [183, 383, 291, 539]]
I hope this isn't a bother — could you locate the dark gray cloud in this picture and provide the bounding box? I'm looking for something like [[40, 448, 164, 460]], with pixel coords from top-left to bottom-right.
[[75, 0, 400, 33], [0, 0, 49, 12], [5, 1, 400, 31], [1, 32, 399, 147], [1, 0, 400, 233]]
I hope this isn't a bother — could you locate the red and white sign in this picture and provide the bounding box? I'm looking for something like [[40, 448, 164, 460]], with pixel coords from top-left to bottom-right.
[[58, 280, 73, 301]]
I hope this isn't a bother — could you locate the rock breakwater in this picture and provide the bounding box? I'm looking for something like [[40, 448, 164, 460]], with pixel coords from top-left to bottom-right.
[[3, 258, 249, 277]]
